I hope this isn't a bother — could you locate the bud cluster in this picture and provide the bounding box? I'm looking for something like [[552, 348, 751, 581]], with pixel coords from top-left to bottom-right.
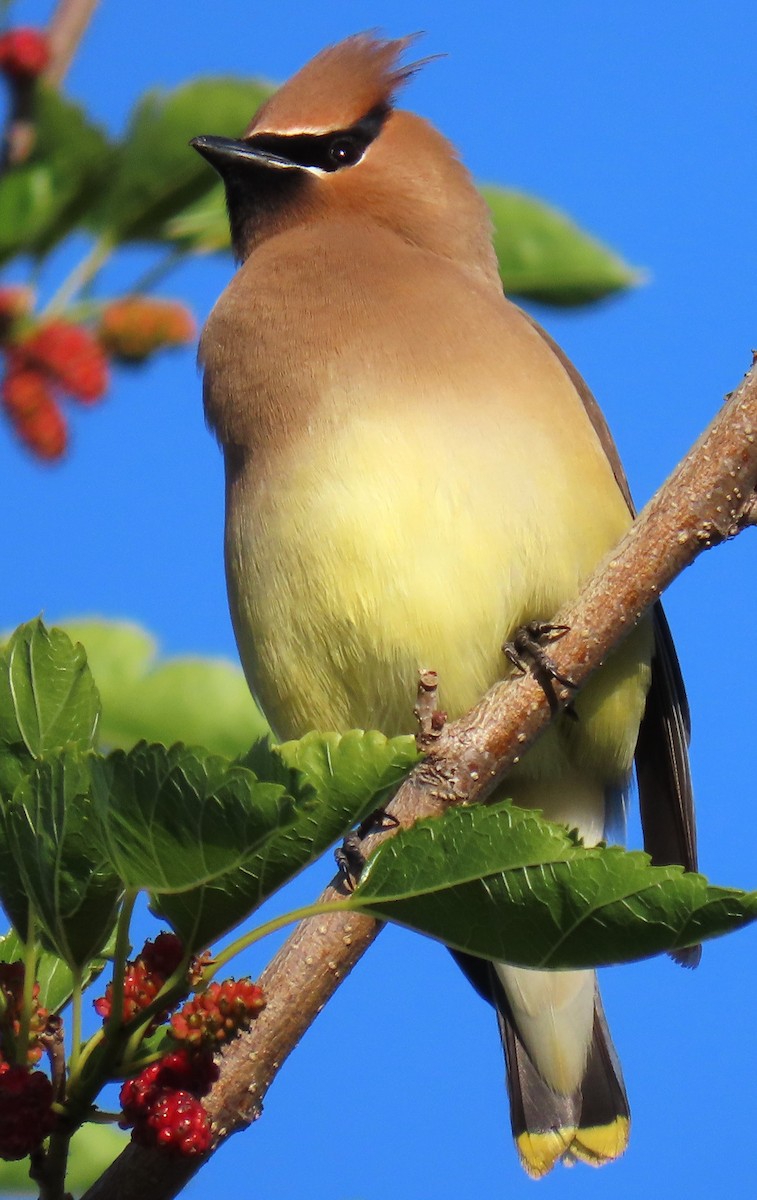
[[170, 978, 266, 1048], [0, 961, 50, 1065], [116, 959, 265, 1158]]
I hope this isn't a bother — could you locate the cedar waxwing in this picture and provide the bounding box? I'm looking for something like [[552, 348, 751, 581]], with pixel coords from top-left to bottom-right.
[[192, 34, 697, 1178]]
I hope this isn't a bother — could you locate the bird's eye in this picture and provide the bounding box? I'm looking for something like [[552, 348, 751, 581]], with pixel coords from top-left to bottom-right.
[[327, 135, 363, 168]]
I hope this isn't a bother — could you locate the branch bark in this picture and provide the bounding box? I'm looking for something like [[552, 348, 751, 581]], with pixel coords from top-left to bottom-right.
[[44, 0, 100, 88], [83, 355, 757, 1200]]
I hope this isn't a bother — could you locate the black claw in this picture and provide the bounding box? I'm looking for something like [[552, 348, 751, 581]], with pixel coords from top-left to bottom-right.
[[503, 621, 578, 716], [356, 806, 400, 838]]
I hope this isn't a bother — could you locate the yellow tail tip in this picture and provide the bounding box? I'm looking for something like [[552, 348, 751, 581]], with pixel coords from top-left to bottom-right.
[[517, 1117, 629, 1178], [568, 1116, 630, 1168]]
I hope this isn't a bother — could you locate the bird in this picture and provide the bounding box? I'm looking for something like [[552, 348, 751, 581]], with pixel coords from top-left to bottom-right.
[[192, 33, 697, 1178]]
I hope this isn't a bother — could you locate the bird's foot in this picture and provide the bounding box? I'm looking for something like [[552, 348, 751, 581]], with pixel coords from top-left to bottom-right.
[[335, 808, 400, 891], [335, 833, 365, 892], [503, 621, 578, 717]]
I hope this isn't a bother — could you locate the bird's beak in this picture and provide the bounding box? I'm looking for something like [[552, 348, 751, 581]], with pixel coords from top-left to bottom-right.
[[191, 135, 300, 175]]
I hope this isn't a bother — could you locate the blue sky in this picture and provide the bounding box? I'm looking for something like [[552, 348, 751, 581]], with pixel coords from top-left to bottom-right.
[[3, 2, 757, 1198]]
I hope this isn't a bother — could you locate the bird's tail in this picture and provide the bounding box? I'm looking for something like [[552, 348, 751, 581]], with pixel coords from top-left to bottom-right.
[[495, 968, 629, 1178]]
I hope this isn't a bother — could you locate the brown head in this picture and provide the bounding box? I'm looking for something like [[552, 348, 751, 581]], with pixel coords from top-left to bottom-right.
[[191, 33, 500, 285]]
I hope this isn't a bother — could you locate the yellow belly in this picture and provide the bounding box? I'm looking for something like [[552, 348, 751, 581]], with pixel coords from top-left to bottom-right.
[[225, 402, 651, 793]]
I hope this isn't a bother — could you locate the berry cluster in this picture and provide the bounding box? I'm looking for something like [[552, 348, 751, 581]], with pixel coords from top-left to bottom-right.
[[0, 303, 109, 460], [98, 298, 196, 363], [0, 28, 50, 81], [119, 1045, 218, 1157], [116, 960, 265, 1158], [170, 978, 266, 1049], [0, 961, 50, 1065], [94, 932, 185, 1031], [0, 1064, 55, 1160], [0, 292, 196, 460]]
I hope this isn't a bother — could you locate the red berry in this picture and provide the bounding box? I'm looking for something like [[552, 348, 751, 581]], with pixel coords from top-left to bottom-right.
[[0, 1066, 55, 1160], [119, 1062, 163, 1126], [2, 359, 50, 417], [94, 933, 186, 1029], [98, 298, 196, 363], [170, 978, 265, 1049], [94, 960, 161, 1025], [139, 933, 184, 981], [4, 387, 67, 461], [132, 1089, 211, 1157], [0, 29, 50, 80], [20, 320, 109, 403], [120, 1048, 218, 1123], [159, 1046, 219, 1096]]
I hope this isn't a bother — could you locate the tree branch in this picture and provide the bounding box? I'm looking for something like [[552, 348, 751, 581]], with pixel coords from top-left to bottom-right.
[[44, 0, 100, 89], [82, 355, 757, 1200]]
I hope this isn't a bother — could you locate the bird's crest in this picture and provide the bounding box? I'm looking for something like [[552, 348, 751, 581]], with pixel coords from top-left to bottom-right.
[[247, 33, 426, 137]]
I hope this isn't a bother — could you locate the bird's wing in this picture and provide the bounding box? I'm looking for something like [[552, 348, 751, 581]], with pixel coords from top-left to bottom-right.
[[521, 311, 698, 885]]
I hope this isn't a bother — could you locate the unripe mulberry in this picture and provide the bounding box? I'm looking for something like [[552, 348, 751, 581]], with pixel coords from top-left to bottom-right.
[[20, 320, 109, 403], [98, 298, 196, 363], [0, 961, 51, 1063], [0, 286, 34, 338], [170, 978, 265, 1048]]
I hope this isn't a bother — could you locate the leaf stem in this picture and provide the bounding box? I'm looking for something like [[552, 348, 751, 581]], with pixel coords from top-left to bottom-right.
[[206, 900, 355, 981], [69, 966, 84, 1076], [120, 951, 193, 1066], [127, 247, 187, 296], [72, 1027, 104, 1080], [104, 889, 137, 1040], [43, 236, 114, 314], [17, 907, 38, 1066]]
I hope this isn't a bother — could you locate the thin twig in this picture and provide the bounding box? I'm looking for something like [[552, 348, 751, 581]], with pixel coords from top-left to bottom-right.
[[43, 0, 100, 88], [82, 355, 757, 1200]]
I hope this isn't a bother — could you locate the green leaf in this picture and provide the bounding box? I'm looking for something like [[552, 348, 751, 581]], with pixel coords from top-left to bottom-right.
[[0, 620, 100, 936], [482, 185, 640, 306], [0, 619, 100, 769], [0, 830, 30, 942], [0, 87, 112, 266], [89, 77, 272, 244], [0, 1123, 127, 1193], [0, 928, 109, 1015], [347, 802, 757, 968], [58, 619, 267, 756], [4, 753, 121, 969], [159, 730, 418, 949], [161, 184, 230, 254], [91, 742, 292, 896]]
